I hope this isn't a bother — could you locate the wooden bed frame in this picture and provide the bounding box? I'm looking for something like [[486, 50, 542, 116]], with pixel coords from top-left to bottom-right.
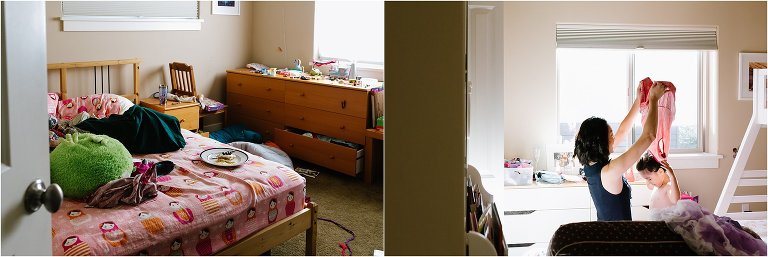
[[48, 58, 142, 103], [47, 59, 319, 256]]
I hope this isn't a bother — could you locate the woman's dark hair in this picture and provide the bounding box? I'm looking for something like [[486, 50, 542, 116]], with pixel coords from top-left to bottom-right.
[[636, 152, 662, 172], [574, 117, 610, 166]]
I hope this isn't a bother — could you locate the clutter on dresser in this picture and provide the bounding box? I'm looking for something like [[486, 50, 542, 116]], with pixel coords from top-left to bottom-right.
[[370, 86, 384, 129], [243, 60, 383, 89], [681, 191, 700, 203], [503, 158, 534, 186], [198, 94, 226, 112], [536, 171, 566, 184]]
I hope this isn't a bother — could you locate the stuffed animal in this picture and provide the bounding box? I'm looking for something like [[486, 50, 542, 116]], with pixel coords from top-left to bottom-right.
[[50, 133, 133, 199]]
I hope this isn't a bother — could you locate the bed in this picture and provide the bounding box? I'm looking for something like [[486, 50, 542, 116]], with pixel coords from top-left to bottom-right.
[[548, 215, 766, 256], [48, 59, 317, 256]]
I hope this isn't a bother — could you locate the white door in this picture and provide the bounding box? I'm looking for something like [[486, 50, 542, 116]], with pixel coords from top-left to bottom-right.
[[1, 1, 59, 255], [467, 2, 504, 180]]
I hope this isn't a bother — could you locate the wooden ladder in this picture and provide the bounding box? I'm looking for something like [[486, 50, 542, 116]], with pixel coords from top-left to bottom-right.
[[714, 69, 768, 220]]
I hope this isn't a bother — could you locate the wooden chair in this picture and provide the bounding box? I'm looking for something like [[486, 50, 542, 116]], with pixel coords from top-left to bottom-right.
[[169, 62, 197, 97], [169, 61, 227, 131]]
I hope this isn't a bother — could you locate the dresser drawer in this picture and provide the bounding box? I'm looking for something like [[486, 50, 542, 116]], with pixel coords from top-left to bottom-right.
[[284, 81, 368, 118], [273, 129, 363, 176], [499, 186, 591, 211], [228, 93, 284, 124], [227, 73, 285, 102], [632, 206, 651, 221], [502, 208, 591, 244], [630, 184, 652, 207], [284, 104, 366, 144], [165, 106, 199, 131], [228, 113, 283, 141]]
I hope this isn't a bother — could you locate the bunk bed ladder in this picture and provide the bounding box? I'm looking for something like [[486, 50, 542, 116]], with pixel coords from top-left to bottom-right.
[[714, 69, 768, 220]]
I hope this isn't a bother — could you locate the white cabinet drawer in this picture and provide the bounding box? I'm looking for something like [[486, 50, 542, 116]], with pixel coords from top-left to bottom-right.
[[507, 243, 549, 255], [632, 206, 651, 221], [588, 202, 652, 221], [498, 187, 590, 211], [630, 184, 652, 207], [501, 208, 590, 244]]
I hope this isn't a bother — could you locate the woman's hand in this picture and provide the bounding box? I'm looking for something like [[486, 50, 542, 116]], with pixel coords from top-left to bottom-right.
[[648, 81, 666, 102]]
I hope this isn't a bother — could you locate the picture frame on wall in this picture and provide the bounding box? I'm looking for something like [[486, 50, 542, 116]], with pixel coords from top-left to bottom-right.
[[546, 144, 582, 175], [738, 52, 767, 100], [212, 1, 240, 16]]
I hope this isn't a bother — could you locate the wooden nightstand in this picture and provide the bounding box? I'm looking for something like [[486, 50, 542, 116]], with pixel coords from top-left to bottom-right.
[[140, 98, 200, 131]]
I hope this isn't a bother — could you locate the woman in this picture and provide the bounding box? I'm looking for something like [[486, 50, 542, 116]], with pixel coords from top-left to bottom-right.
[[574, 82, 665, 221]]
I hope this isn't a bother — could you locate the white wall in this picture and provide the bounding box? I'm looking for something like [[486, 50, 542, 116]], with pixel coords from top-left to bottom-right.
[[45, 1, 254, 102], [468, 2, 505, 178], [251, 1, 315, 70], [503, 1, 767, 211]]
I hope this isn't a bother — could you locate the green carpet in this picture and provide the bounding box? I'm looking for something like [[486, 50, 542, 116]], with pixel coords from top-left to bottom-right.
[[270, 161, 383, 256]]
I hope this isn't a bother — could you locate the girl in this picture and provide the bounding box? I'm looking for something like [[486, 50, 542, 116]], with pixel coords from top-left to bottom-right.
[[574, 82, 665, 221], [636, 153, 680, 209]]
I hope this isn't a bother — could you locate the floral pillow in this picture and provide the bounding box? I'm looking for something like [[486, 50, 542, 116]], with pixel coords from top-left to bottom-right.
[[54, 93, 133, 120], [47, 93, 135, 150]]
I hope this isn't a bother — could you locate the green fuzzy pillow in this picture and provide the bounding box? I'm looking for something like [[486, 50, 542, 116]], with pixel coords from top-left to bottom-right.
[[50, 133, 133, 199]]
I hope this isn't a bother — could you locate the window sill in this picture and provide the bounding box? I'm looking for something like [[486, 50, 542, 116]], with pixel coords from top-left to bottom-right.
[[60, 17, 204, 31], [610, 152, 723, 170]]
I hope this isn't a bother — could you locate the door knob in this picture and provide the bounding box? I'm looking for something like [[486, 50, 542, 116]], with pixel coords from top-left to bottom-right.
[[24, 179, 63, 213]]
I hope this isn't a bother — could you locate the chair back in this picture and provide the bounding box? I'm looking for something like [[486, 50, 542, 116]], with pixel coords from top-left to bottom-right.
[[169, 62, 197, 97]]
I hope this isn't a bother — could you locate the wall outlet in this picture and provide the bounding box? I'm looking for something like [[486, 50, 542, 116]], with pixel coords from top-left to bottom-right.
[[742, 203, 751, 212]]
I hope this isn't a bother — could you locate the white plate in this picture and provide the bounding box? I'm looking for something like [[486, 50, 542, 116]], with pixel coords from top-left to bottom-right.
[[200, 148, 248, 167]]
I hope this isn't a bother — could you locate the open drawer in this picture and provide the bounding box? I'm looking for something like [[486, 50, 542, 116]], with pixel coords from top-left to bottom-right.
[[273, 128, 363, 176]]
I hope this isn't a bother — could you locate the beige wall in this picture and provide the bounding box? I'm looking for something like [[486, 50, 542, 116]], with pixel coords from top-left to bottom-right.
[[251, 1, 314, 70], [45, 1, 254, 102], [503, 1, 767, 211], [385, 2, 467, 255]]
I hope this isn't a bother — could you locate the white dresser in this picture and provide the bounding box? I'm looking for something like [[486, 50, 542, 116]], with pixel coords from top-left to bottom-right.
[[497, 180, 652, 251]]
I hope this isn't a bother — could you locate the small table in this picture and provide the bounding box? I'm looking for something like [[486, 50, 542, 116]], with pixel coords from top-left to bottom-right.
[[199, 107, 227, 132], [139, 98, 200, 131], [364, 128, 384, 184]]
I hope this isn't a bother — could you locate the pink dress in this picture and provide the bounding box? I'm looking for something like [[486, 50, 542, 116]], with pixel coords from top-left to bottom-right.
[[639, 77, 676, 162]]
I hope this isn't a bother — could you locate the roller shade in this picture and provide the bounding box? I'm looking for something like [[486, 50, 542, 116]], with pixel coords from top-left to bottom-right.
[[556, 24, 718, 50], [62, 1, 198, 19]]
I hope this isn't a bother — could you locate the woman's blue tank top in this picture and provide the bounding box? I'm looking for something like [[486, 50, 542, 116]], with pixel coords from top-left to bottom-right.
[[584, 162, 633, 221]]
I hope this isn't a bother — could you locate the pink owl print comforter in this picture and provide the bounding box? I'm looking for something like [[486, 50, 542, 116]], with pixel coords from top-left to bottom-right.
[[52, 130, 306, 256]]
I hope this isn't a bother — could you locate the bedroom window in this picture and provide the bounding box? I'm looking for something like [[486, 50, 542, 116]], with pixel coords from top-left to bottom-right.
[[60, 1, 203, 31], [557, 49, 707, 153], [555, 24, 718, 155], [314, 0, 384, 80]]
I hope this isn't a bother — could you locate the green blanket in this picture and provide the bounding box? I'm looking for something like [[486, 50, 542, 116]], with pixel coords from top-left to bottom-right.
[[76, 105, 186, 154]]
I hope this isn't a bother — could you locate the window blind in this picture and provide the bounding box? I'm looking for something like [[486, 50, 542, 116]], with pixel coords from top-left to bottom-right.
[[556, 24, 718, 50], [62, 1, 198, 19]]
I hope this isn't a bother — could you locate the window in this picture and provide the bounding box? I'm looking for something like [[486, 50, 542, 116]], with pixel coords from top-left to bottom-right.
[[557, 48, 707, 153], [60, 1, 203, 31], [314, 1, 384, 68]]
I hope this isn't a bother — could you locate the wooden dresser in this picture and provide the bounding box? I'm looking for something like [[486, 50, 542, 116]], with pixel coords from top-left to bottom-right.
[[226, 68, 369, 176]]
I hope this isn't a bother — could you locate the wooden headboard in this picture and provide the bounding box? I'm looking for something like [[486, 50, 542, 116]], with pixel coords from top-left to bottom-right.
[[47, 58, 142, 103]]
